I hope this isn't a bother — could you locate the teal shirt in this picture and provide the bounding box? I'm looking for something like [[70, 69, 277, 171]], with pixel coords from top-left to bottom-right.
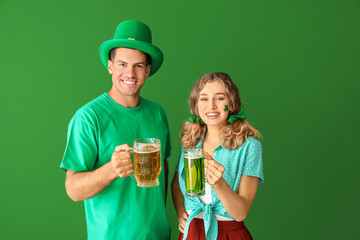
[[176, 137, 264, 240], [61, 93, 171, 240]]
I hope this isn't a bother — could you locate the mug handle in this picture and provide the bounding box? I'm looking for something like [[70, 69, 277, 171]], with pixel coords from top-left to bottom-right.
[[126, 148, 137, 182], [129, 173, 137, 182]]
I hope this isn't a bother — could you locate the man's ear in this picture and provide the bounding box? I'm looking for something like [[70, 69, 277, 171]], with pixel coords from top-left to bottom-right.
[[108, 60, 113, 74], [145, 64, 151, 78]]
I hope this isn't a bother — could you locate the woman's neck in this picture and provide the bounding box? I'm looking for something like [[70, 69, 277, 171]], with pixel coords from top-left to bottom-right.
[[204, 126, 221, 148]]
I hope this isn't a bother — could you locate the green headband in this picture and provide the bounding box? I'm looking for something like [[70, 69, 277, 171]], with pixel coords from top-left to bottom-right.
[[189, 115, 205, 124], [228, 106, 247, 124]]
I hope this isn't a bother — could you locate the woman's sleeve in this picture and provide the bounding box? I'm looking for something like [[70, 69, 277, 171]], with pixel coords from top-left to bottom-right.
[[241, 139, 264, 183]]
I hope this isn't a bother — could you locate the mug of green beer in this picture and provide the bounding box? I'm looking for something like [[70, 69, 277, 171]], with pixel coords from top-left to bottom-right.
[[184, 149, 205, 197], [132, 138, 161, 188]]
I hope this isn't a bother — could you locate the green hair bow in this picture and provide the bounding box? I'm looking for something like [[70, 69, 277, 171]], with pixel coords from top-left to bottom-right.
[[228, 106, 247, 124], [189, 115, 205, 124]]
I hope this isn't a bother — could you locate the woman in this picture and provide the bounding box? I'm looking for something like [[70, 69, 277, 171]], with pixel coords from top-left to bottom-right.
[[172, 72, 264, 240]]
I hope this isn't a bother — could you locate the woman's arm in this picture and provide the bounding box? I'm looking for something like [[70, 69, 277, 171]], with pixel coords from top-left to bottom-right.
[[171, 171, 188, 232], [206, 156, 259, 222]]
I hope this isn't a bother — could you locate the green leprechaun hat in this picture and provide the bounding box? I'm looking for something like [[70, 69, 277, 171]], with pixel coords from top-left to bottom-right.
[[99, 20, 163, 76]]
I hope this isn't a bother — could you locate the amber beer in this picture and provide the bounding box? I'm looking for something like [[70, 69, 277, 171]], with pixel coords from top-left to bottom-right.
[[133, 138, 161, 188]]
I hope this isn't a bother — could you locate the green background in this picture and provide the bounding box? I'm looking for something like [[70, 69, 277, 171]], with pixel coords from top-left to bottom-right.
[[1, 0, 359, 239]]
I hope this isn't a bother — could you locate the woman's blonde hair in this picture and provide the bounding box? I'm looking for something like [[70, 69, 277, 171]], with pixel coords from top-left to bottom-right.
[[180, 72, 260, 150]]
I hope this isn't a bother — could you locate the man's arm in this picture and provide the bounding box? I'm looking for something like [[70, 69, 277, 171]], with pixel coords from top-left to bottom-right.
[[65, 144, 133, 202], [66, 163, 117, 201]]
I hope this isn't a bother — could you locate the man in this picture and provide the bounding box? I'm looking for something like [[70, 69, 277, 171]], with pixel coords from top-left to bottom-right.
[[60, 20, 171, 240]]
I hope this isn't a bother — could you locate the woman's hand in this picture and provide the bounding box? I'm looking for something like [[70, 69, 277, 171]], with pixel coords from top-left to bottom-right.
[[204, 151, 225, 186], [178, 212, 188, 233], [203, 152, 259, 222]]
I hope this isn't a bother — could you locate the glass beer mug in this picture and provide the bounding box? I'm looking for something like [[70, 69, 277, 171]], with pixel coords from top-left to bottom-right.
[[132, 138, 161, 188], [184, 149, 205, 197]]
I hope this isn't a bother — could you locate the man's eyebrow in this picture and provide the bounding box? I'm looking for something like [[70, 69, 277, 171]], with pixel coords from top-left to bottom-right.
[[116, 60, 146, 66], [134, 61, 146, 65]]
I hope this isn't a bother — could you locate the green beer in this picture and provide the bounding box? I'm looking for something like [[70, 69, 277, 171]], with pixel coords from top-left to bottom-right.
[[184, 149, 205, 197]]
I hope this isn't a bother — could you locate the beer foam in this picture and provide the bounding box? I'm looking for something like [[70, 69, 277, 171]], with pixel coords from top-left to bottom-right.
[[134, 144, 159, 153], [185, 151, 203, 159], [134, 149, 159, 154]]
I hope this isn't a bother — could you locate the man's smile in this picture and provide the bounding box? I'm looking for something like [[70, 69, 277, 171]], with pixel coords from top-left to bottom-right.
[[121, 79, 137, 86]]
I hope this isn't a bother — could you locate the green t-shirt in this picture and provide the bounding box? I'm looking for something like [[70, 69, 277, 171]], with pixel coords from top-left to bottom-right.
[[61, 93, 171, 240]]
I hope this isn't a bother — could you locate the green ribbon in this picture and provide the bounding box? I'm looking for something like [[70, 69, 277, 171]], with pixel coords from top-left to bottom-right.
[[228, 106, 246, 124], [189, 115, 205, 124]]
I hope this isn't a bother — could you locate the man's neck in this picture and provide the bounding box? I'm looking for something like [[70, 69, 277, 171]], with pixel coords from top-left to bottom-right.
[[108, 88, 140, 108]]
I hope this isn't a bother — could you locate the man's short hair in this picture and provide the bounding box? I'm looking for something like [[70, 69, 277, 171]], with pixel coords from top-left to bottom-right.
[[109, 48, 152, 66]]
